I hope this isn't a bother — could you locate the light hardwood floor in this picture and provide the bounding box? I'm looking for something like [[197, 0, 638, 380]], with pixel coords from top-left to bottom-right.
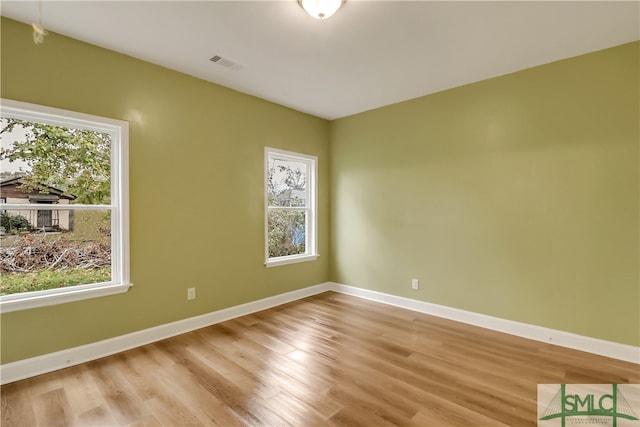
[[1, 291, 638, 426]]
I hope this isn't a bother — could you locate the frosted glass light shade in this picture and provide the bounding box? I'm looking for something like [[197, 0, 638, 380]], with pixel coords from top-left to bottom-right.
[[298, 0, 344, 20]]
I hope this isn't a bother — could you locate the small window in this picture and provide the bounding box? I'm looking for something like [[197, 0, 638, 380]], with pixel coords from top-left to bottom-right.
[[0, 99, 130, 312], [265, 148, 318, 267]]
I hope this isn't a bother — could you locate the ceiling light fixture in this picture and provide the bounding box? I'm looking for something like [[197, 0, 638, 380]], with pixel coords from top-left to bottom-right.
[[298, 0, 345, 20]]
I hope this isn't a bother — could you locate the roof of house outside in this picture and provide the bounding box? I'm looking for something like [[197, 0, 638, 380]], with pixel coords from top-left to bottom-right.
[[0, 176, 76, 200]]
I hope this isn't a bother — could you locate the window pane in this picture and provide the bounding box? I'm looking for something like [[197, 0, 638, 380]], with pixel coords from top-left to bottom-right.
[[267, 157, 307, 207], [0, 118, 111, 204], [0, 209, 112, 295], [267, 209, 306, 258]]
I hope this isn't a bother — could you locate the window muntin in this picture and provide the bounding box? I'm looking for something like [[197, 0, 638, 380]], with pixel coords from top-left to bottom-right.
[[265, 148, 317, 266], [0, 99, 130, 312]]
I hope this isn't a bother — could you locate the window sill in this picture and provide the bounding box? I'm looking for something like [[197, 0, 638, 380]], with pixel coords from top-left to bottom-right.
[[0, 282, 133, 313], [265, 254, 319, 268]]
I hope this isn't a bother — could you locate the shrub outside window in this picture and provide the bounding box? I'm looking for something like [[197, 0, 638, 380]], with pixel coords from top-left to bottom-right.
[[0, 99, 130, 312], [265, 148, 318, 267]]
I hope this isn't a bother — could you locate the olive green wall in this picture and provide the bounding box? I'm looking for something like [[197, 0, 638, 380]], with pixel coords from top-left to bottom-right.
[[2, 17, 637, 365], [330, 42, 639, 346], [0, 18, 330, 363]]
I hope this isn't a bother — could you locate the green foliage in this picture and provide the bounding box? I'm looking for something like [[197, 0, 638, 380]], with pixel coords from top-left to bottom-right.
[[0, 118, 111, 204], [72, 210, 111, 243], [0, 212, 31, 232], [0, 267, 112, 295], [267, 157, 308, 257], [268, 210, 306, 258]]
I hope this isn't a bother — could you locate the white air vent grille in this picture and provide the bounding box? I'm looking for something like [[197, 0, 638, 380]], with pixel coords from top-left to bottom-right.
[[209, 54, 242, 71]]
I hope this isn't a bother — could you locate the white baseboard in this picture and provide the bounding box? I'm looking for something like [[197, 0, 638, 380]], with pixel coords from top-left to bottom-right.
[[3, 281, 637, 384], [0, 282, 332, 385], [327, 282, 640, 364]]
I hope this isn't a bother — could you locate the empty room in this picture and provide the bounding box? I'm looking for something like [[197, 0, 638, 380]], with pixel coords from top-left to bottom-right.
[[0, 1, 638, 426]]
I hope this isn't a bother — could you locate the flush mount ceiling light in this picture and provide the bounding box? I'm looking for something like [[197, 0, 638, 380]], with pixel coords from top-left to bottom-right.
[[298, 0, 345, 20]]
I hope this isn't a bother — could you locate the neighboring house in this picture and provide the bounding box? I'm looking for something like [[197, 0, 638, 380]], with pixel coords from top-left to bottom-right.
[[274, 188, 306, 207], [0, 177, 76, 231]]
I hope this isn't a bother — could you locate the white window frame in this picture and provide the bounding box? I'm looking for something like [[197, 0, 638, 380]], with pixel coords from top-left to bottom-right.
[[0, 99, 131, 313], [265, 147, 318, 267]]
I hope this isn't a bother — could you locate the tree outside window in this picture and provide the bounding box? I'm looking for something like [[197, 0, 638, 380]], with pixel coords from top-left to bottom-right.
[[265, 148, 318, 267], [0, 99, 130, 312]]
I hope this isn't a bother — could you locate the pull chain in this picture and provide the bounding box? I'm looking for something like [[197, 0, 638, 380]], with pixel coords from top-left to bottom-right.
[[32, 0, 48, 44]]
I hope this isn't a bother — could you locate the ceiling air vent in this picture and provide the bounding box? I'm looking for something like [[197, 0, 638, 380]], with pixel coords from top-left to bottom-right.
[[209, 54, 242, 71]]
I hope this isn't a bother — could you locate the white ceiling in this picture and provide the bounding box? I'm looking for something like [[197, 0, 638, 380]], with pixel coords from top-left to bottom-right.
[[2, 1, 639, 120]]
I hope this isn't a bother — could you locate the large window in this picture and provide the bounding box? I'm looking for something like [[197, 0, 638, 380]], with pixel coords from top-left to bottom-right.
[[265, 148, 318, 267], [0, 99, 130, 312]]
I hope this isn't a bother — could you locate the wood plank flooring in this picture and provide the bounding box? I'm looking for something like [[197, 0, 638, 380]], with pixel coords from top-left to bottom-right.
[[1, 291, 638, 426]]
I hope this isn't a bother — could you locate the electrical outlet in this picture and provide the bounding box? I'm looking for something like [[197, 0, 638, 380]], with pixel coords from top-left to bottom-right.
[[411, 279, 419, 290], [187, 287, 196, 300]]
